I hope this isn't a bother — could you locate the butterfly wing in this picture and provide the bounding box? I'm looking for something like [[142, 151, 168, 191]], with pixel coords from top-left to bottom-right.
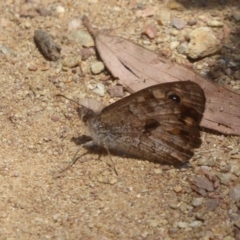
[[89, 81, 205, 164]]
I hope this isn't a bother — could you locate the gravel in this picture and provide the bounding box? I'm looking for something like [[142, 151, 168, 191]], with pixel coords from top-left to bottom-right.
[[0, 0, 239, 239]]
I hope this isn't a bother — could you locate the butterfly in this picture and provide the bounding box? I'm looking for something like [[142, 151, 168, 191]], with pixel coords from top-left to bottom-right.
[[78, 81, 205, 165]]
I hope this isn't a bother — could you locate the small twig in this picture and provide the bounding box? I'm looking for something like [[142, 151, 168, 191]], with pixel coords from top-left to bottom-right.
[[82, 15, 98, 38]]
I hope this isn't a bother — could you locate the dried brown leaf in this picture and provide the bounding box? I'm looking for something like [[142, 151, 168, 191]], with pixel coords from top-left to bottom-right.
[[82, 16, 240, 135]]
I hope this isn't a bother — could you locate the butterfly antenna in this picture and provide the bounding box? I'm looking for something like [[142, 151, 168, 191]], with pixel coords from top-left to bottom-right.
[[55, 94, 79, 106]]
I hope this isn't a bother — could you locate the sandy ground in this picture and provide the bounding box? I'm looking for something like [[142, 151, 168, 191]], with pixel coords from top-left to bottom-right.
[[0, 0, 240, 239]]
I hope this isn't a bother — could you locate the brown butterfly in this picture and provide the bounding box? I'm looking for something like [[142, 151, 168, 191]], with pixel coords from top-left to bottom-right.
[[78, 81, 205, 165]]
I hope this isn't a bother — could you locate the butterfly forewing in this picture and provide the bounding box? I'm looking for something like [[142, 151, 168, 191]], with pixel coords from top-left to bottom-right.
[[87, 81, 205, 164]]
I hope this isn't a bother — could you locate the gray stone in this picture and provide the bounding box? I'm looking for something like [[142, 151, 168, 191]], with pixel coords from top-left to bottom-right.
[[229, 184, 240, 201], [191, 175, 214, 192], [171, 17, 186, 29], [68, 30, 94, 47], [177, 43, 188, 54], [219, 173, 233, 185], [232, 11, 240, 22], [197, 157, 216, 167], [205, 198, 220, 211]]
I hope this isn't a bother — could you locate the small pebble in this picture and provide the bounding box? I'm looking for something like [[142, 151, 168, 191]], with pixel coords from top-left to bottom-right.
[[223, 236, 235, 240], [178, 222, 188, 228], [0, 44, 15, 56], [91, 61, 105, 74], [229, 184, 240, 201], [179, 203, 192, 212], [107, 85, 124, 98], [81, 48, 93, 60], [28, 65, 38, 71], [92, 83, 105, 97], [219, 173, 233, 185], [205, 198, 220, 211], [207, 20, 224, 27], [146, 219, 159, 228], [97, 176, 105, 183], [188, 20, 197, 26], [192, 197, 204, 207], [157, 10, 171, 26], [189, 221, 202, 228], [173, 185, 182, 193], [197, 157, 216, 167], [56, 6, 65, 14], [24, 21, 31, 29], [232, 11, 240, 22], [231, 164, 240, 176], [145, 44, 158, 51], [140, 7, 155, 18], [167, 1, 184, 11], [153, 168, 162, 174], [62, 57, 81, 68], [170, 41, 180, 50], [168, 227, 178, 235], [229, 204, 238, 214], [198, 15, 209, 23], [169, 203, 179, 209], [142, 23, 157, 39], [171, 17, 186, 29], [68, 30, 94, 47], [109, 177, 118, 185], [190, 175, 214, 192], [170, 29, 179, 36], [177, 43, 188, 54], [36, 8, 52, 17], [68, 19, 81, 31], [51, 114, 60, 122]]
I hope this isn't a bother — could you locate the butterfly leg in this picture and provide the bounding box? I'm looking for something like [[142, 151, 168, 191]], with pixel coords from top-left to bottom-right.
[[58, 145, 89, 174], [81, 141, 119, 176], [104, 145, 119, 176]]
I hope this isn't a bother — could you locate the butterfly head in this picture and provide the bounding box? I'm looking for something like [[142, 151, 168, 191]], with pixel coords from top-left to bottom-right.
[[78, 107, 95, 123], [77, 98, 105, 123]]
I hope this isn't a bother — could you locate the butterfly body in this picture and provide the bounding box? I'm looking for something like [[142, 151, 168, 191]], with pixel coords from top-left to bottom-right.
[[81, 81, 205, 165]]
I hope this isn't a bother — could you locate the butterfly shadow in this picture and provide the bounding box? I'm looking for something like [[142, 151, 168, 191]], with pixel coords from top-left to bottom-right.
[[71, 135, 107, 155]]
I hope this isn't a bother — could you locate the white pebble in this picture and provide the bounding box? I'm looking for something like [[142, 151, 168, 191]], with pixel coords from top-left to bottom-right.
[[207, 20, 224, 27], [178, 222, 189, 228], [170, 41, 180, 50], [189, 221, 203, 228], [92, 83, 105, 97], [56, 6, 65, 14]]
